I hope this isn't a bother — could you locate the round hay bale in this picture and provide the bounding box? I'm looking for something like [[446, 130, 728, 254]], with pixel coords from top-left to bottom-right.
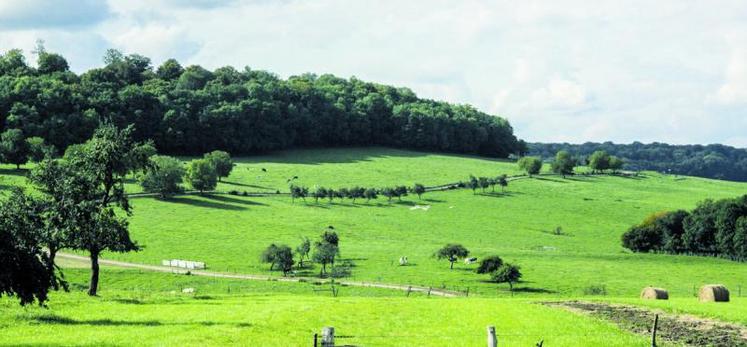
[[640, 287, 669, 300], [698, 284, 730, 302]]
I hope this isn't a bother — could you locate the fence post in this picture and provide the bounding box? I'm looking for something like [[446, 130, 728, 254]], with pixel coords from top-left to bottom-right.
[[322, 326, 334, 347], [487, 326, 497, 347], [313, 333, 318, 347], [651, 314, 659, 347]]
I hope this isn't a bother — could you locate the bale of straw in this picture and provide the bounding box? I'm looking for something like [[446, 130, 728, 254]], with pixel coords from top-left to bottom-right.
[[698, 284, 730, 302], [640, 287, 669, 300]]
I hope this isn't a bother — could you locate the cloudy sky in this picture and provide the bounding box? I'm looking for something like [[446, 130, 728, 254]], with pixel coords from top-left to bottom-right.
[[1, 0, 745, 146]]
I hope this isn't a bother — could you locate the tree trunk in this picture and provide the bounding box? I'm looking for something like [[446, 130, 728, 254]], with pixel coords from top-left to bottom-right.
[[16, 163, 20, 169], [88, 250, 100, 296], [450, 260, 454, 269], [47, 246, 59, 290]]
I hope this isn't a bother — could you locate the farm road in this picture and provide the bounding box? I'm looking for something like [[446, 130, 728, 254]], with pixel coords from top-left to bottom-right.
[[57, 253, 460, 297]]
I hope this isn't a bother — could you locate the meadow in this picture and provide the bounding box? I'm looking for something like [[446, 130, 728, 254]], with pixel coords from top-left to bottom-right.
[[2, 146, 746, 345], [0, 267, 653, 347], [91, 147, 747, 297]]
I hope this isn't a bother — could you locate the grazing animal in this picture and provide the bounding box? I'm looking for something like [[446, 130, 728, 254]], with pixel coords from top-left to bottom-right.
[[464, 257, 478, 264], [182, 288, 195, 294], [399, 256, 409, 266]]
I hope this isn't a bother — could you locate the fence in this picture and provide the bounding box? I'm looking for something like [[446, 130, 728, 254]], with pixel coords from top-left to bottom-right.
[[312, 317, 661, 346]]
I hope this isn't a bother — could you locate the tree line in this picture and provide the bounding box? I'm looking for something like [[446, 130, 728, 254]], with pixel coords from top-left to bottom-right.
[[516, 150, 624, 177], [528, 142, 747, 181], [0, 46, 524, 159], [622, 195, 747, 261]]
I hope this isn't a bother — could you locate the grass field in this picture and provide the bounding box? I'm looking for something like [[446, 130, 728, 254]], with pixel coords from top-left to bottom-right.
[[0, 268, 653, 347], [66, 147, 746, 298], [2, 146, 746, 345]]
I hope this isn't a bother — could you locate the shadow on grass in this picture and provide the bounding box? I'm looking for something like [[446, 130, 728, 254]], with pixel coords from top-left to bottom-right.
[[222, 181, 276, 190], [204, 194, 267, 206], [0, 167, 29, 177], [165, 196, 247, 211], [511, 287, 557, 294], [33, 314, 252, 328], [477, 191, 522, 197], [534, 176, 569, 183]]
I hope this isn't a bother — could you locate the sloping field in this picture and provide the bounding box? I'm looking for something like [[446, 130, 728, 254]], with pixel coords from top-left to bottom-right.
[[73, 147, 747, 297]]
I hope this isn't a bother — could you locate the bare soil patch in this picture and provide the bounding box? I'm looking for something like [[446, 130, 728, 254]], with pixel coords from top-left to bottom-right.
[[545, 301, 747, 347]]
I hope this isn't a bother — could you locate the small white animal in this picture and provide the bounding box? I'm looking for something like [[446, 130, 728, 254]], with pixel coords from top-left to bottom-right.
[[182, 287, 195, 294], [399, 256, 409, 266], [464, 257, 478, 264]]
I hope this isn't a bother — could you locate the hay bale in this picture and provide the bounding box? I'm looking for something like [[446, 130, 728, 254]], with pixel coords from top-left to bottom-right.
[[698, 284, 730, 302], [640, 287, 669, 300]]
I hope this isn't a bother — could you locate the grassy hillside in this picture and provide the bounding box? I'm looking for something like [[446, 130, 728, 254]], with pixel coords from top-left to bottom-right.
[[38, 147, 741, 298], [0, 268, 651, 347]]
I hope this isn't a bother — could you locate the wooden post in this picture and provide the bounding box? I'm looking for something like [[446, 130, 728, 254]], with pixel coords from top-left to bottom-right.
[[322, 327, 334, 347], [428, 287, 432, 297], [466, 287, 470, 297], [651, 314, 659, 347], [487, 326, 497, 347], [313, 333, 318, 347], [407, 286, 412, 297]]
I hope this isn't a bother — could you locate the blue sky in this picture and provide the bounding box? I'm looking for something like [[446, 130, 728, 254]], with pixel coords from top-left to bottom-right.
[[1, 0, 745, 146]]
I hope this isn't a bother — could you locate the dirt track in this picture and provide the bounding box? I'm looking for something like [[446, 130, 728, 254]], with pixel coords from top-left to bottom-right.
[[57, 253, 460, 297]]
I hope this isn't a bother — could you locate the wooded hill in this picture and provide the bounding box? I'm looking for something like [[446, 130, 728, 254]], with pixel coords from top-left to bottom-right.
[[529, 142, 747, 181], [0, 48, 523, 158]]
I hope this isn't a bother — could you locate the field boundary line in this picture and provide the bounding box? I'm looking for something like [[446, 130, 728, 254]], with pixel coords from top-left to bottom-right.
[[56, 253, 460, 297]]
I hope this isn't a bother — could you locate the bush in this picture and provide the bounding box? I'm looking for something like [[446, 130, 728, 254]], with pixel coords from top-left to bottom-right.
[[583, 284, 607, 296], [475, 255, 503, 274]]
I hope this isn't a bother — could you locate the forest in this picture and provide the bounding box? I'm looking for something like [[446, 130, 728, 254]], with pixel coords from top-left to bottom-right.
[[529, 142, 747, 181], [0, 48, 523, 158]]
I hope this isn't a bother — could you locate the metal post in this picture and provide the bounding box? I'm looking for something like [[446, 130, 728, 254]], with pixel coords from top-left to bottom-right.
[[322, 327, 334, 347], [487, 326, 497, 347], [651, 314, 659, 347]]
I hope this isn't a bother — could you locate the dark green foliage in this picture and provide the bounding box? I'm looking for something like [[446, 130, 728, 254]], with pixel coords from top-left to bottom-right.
[[608, 156, 624, 173], [0, 189, 59, 306], [588, 150, 610, 173], [517, 156, 542, 176], [26, 136, 54, 162], [394, 186, 408, 201], [435, 243, 469, 269], [412, 183, 426, 199], [138, 155, 185, 198], [1, 129, 30, 169], [296, 237, 311, 267], [623, 196, 747, 261], [498, 174, 508, 192], [621, 225, 663, 252], [204, 150, 234, 181], [312, 187, 327, 203], [476, 255, 503, 274], [363, 188, 378, 202], [478, 177, 490, 192], [260, 244, 294, 275], [381, 187, 395, 202], [290, 185, 309, 202], [468, 175, 479, 194], [313, 231, 340, 276], [551, 150, 576, 177], [528, 142, 747, 181], [186, 158, 217, 193], [491, 263, 522, 291], [0, 48, 522, 158]]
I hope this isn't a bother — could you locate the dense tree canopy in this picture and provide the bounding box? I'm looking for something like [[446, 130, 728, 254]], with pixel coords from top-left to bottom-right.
[[0, 48, 523, 159], [529, 142, 747, 181], [622, 196, 747, 261]]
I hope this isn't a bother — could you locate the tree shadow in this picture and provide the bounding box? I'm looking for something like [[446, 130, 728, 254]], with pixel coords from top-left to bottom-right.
[[204, 194, 267, 206], [166, 196, 247, 211], [0, 167, 29, 177], [534, 176, 569, 183], [512, 287, 557, 294], [32, 315, 251, 328], [232, 146, 512, 165], [423, 198, 446, 203], [478, 191, 522, 198], [222, 181, 276, 190]]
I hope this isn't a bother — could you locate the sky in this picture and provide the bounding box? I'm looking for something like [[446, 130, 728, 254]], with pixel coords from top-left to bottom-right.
[[0, 0, 745, 147]]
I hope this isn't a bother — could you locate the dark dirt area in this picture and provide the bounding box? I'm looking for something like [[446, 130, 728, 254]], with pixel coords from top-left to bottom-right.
[[545, 301, 747, 347]]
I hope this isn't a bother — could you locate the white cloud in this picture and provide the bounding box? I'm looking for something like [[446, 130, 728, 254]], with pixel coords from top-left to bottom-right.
[[0, 0, 746, 146]]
